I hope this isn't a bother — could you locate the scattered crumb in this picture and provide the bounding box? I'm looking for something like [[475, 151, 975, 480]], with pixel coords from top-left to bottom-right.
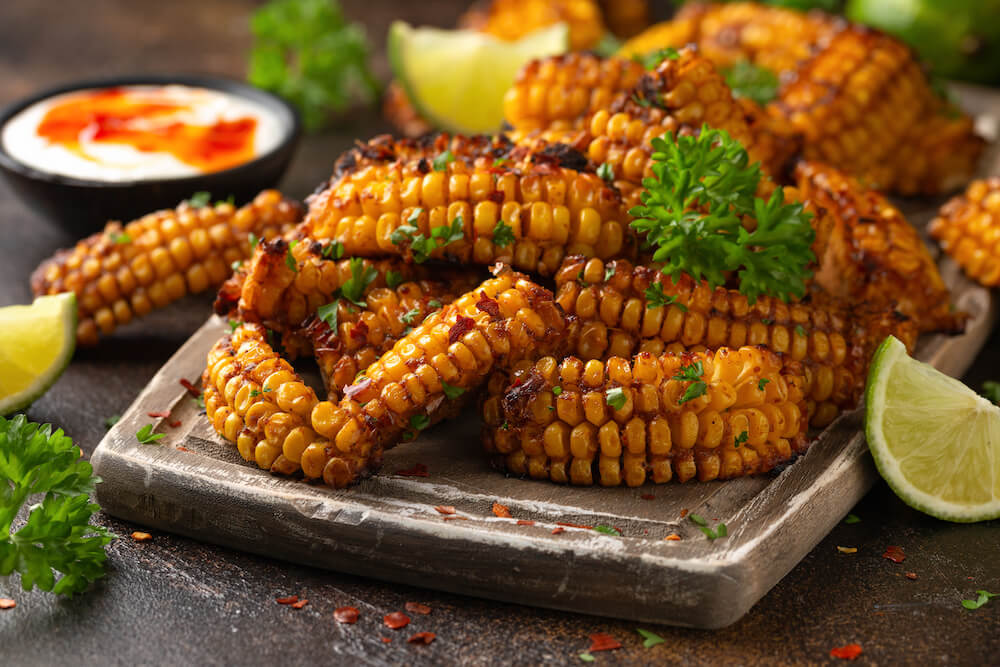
[[131, 531, 152, 542], [0, 599, 15, 610], [905, 572, 918, 580], [836, 546, 857, 554], [665, 534, 681, 541]]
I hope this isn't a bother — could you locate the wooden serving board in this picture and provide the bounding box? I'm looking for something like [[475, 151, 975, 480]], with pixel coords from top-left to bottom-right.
[[92, 88, 1000, 629]]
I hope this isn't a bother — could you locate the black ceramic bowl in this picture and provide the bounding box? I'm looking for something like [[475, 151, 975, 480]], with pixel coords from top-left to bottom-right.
[[0, 74, 301, 237]]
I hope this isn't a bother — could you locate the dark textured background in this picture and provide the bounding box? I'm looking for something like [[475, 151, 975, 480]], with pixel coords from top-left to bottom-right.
[[0, 1, 998, 664]]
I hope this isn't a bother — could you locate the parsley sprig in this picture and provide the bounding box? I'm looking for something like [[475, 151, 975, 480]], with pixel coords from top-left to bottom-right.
[[0, 415, 113, 595], [629, 128, 815, 304], [391, 215, 465, 263], [316, 257, 375, 330], [721, 61, 780, 106], [673, 361, 707, 405], [248, 0, 379, 131], [689, 513, 727, 540]]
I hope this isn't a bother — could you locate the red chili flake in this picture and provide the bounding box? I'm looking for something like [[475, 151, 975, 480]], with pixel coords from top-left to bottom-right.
[[641, 494, 656, 500], [384, 612, 411, 629], [475, 291, 501, 318], [147, 410, 171, 418], [588, 633, 622, 652], [516, 520, 536, 526], [905, 572, 918, 580], [448, 315, 476, 343], [179, 378, 200, 397], [168, 420, 183, 428], [434, 506, 456, 515], [349, 320, 369, 341], [665, 534, 681, 541], [176, 445, 191, 452], [679, 509, 689, 518], [131, 531, 152, 542], [394, 463, 429, 477], [344, 377, 372, 400], [291, 599, 309, 609], [276, 595, 299, 605], [551, 527, 565, 535], [883, 546, 906, 563], [442, 516, 468, 521], [557, 522, 593, 530], [408, 632, 436, 645], [334, 606, 359, 624], [0, 598, 16, 610], [830, 644, 863, 660], [405, 602, 431, 615], [511, 377, 523, 388], [381, 637, 391, 643], [492, 502, 513, 518]]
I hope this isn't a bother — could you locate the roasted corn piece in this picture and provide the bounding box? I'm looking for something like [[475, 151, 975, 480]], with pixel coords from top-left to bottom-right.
[[304, 157, 630, 276], [775, 26, 982, 195], [300, 268, 569, 487], [302, 276, 481, 397], [795, 161, 963, 334], [555, 257, 917, 426], [930, 178, 1000, 287], [31, 190, 301, 346], [479, 0, 606, 51], [481, 347, 809, 486], [503, 53, 645, 132], [204, 321, 325, 476]]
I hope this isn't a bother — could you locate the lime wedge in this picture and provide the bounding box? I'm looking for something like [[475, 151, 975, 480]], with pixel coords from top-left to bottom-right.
[[388, 21, 569, 134], [0, 293, 76, 415], [865, 335, 1000, 522]]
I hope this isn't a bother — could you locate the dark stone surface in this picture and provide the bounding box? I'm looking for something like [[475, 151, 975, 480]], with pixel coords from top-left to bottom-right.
[[0, 1, 997, 664]]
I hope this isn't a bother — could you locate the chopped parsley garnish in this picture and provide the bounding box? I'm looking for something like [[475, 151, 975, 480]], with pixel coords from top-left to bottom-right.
[[630, 127, 815, 304], [217, 195, 236, 206], [432, 150, 454, 172], [385, 270, 404, 288], [606, 387, 627, 411], [644, 283, 686, 311], [322, 241, 345, 260], [427, 299, 442, 310], [962, 590, 998, 610], [794, 324, 807, 338], [392, 214, 464, 263], [136, 424, 165, 445], [492, 219, 516, 248], [0, 415, 113, 595], [248, 232, 260, 249], [339, 257, 377, 306], [192, 395, 205, 411], [721, 60, 780, 106], [317, 301, 340, 331], [578, 654, 595, 663], [188, 191, 211, 208], [761, 318, 773, 325], [249, 388, 273, 397], [103, 415, 120, 429], [758, 378, 770, 392], [492, 157, 508, 168], [109, 232, 132, 244], [634, 47, 679, 70], [552, 386, 562, 396], [248, 0, 378, 131], [441, 381, 465, 400], [596, 162, 614, 183], [577, 269, 589, 287], [844, 514, 861, 525], [734, 430, 748, 448], [982, 381, 1000, 405], [228, 319, 240, 332], [400, 307, 421, 325], [285, 240, 299, 272], [637, 628, 665, 648], [593, 525, 621, 536], [409, 414, 430, 431], [673, 361, 707, 405], [631, 92, 652, 108], [604, 265, 615, 282], [500, 421, 510, 431], [406, 208, 423, 225], [689, 513, 727, 540], [231, 260, 243, 272]]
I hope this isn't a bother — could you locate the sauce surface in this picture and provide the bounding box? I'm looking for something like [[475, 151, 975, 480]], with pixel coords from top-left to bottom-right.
[[2, 85, 284, 182]]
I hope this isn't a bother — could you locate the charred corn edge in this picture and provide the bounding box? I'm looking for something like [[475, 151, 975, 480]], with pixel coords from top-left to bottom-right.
[[930, 178, 1000, 287], [32, 190, 301, 346], [304, 270, 568, 488], [203, 322, 331, 476], [481, 347, 808, 486]]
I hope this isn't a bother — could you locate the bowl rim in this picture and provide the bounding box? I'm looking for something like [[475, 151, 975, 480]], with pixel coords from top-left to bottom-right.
[[0, 73, 301, 189]]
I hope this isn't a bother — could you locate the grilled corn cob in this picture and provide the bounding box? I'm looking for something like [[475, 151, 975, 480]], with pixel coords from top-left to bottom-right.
[[204, 321, 325, 476], [794, 161, 962, 334], [303, 276, 481, 397], [302, 268, 569, 487], [479, 0, 606, 51], [554, 256, 917, 426], [503, 53, 645, 132], [598, 0, 650, 39], [930, 179, 1000, 287], [304, 157, 630, 276], [481, 347, 809, 486], [31, 190, 301, 346], [774, 26, 982, 195]]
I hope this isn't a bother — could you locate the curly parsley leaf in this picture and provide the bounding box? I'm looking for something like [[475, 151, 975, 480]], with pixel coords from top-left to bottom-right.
[[0, 415, 113, 595], [629, 127, 815, 304], [441, 381, 465, 400], [248, 0, 379, 131], [673, 361, 707, 405], [432, 150, 454, 172], [385, 270, 404, 288], [285, 240, 299, 272], [721, 60, 780, 106], [492, 220, 516, 248], [400, 307, 421, 325], [339, 257, 378, 306], [596, 162, 615, 183], [322, 241, 345, 260], [606, 387, 627, 411], [644, 283, 687, 311], [317, 300, 340, 331]]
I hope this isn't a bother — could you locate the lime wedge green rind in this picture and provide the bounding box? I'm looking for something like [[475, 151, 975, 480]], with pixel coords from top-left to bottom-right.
[[0, 293, 77, 415], [865, 335, 1000, 523], [388, 21, 569, 134]]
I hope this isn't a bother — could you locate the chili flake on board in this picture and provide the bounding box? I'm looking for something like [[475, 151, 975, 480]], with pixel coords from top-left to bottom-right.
[[131, 531, 152, 542], [147, 410, 171, 418], [434, 506, 456, 516], [405, 602, 431, 615], [179, 378, 200, 397], [334, 606, 359, 624], [883, 546, 906, 563], [0, 599, 15, 610], [408, 632, 436, 645], [492, 502, 513, 518], [588, 633, 622, 652], [551, 527, 565, 535], [291, 599, 309, 609], [830, 644, 863, 660], [394, 463, 429, 477], [384, 612, 411, 629], [276, 595, 298, 605]]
